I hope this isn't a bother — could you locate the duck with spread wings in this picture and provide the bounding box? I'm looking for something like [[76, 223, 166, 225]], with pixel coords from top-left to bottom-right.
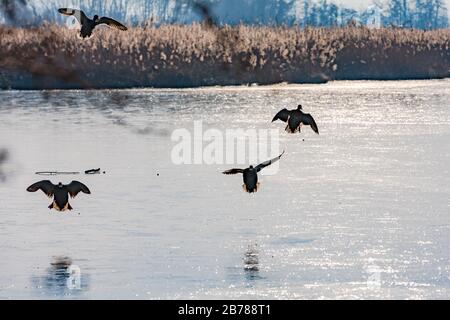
[[272, 105, 319, 135], [58, 8, 127, 38], [27, 181, 91, 212], [223, 152, 285, 193]]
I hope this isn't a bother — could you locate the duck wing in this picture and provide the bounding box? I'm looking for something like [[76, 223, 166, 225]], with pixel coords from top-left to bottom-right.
[[58, 8, 88, 25], [255, 151, 285, 172], [96, 17, 128, 31], [27, 180, 55, 198], [223, 169, 244, 175], [66, 181, 91, 198], [272, 109, 291, 123], [302, 113, 319, 134]]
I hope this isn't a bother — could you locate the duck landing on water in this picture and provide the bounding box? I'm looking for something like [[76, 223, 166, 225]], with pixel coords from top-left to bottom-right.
[[27, 180, 91, 212], [58, 8, 127, 39], [223, 152, 284, 193], [272, 105, 319, 135]]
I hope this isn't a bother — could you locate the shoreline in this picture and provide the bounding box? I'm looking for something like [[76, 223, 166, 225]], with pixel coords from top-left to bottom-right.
[[1, 25, 449, 90], [1, 78, 449, 92]]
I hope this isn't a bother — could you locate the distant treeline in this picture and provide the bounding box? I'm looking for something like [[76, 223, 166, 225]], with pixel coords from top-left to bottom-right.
[[1, 0, 449, 30], [0, 25, 449, 89]]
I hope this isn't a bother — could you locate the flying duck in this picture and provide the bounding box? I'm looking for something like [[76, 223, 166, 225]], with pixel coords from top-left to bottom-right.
[[223, 152, 284, 193], [27, 180, 91, 212], [58, 8, 127, 38], [272, 105, 319, 135]]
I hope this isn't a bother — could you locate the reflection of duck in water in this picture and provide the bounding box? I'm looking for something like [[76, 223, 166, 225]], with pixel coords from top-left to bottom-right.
[[31, 256, 85, 296], [51, 256, 73, 269], [47, 256, 74, 291], [27, 180, 91, 212], [244, 244, 259, 272], [223, 152, 284, 193]]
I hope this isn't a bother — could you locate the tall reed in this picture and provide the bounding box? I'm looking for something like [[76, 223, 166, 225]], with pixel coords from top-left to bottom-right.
[[0, 24, 449, 88]]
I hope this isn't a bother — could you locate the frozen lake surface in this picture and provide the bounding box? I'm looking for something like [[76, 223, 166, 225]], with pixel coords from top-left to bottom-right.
[[0, 80, 449, 299]]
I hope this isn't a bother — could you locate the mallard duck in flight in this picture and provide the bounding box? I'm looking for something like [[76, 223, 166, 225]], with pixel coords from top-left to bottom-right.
[[58, 8, 127, 38], [223, 152, 285, 193], [272, 105, 319, 135]]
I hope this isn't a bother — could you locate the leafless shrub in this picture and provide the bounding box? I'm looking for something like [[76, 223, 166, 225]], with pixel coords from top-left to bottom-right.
[[0, 148, 8, 182], [0, 24, 449, 88]]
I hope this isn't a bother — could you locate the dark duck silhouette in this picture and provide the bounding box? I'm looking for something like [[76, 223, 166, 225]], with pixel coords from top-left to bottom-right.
[[27, 181, 91, 212], [223, 152, 284, 193], [58, 8, 127, 38], [272, 105, 319, 135]]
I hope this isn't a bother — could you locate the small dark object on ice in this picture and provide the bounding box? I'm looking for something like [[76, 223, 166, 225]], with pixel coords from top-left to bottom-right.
[[85, 168, 101, 174], [36, 171, 79, 176]]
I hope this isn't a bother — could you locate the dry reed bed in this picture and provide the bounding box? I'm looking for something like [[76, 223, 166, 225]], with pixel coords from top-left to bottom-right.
[[0, 24, 449, 88]]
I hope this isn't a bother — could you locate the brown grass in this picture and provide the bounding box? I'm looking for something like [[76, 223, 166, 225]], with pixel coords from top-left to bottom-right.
[[0, 24, 449, 89]]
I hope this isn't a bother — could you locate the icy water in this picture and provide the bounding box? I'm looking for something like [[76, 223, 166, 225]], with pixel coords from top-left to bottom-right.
[[0, 80, 449, 300]]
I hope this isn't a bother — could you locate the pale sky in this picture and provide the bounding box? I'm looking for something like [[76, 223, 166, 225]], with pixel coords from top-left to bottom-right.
[[334, 0, 450, 15]]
